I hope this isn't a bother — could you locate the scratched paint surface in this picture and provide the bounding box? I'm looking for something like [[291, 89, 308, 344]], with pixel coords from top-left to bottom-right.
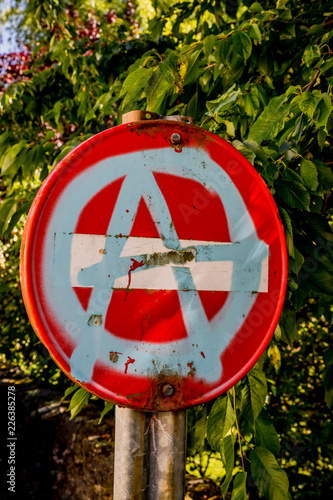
[[21, 122, 287, 410]]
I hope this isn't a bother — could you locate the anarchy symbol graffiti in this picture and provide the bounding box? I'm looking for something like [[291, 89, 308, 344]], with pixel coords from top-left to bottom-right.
[[50, 146, 268, 384]]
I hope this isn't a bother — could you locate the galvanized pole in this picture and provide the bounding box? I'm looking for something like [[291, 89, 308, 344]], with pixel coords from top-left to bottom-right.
[[113, 407, 187, 499], [112, 111, 188, 499]]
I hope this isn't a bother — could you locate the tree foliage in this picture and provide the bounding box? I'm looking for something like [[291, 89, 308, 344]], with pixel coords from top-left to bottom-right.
[[0, 1, 332, 498]]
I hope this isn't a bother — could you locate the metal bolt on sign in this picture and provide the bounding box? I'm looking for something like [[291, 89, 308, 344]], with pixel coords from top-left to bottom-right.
[[170, 133, 182, 145], [20, 108, 287, 499]]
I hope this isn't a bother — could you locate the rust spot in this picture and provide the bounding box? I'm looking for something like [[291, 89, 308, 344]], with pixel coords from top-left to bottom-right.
[[109, 351, 122, 363], [99, 248, 107, 255], [187, 361, 196, 377], [124, 356, 135, 374], [87, 314, 103, 326], [147, 248, 195, 267]]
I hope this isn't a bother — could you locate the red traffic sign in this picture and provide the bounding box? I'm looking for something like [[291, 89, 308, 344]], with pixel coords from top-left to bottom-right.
[[20, 121, 287, 411]]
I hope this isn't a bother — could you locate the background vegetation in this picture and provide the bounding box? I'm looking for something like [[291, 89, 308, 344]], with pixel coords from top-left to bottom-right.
[[0, 1, 332, 498]]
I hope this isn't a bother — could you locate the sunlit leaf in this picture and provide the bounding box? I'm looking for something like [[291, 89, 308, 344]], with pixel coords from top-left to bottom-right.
[[0, 198, 17, 235], [248, 23, 262, 42], [98, 401, 114, 424], [240, 364, 267, 425], [251, 446, 290, 500], [255, 408, 280, 456], [231, 471, 247, 500], [67, 387, 91, 419], [206, 84, 241, 118], [220, 434, 235, 497], [207, 394, 236, 451], [1, 141, 26, 174], [248, 95, 291, 144]]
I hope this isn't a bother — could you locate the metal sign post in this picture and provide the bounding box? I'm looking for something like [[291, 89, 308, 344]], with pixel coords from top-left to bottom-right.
[[20, 109, 287, 499], [113, 407, 186, 499]]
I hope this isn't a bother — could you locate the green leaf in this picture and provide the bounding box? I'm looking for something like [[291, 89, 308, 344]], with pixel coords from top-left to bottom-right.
[[323, 349, 333, 409], [120, 67, 154, 109], [309, 269, 333, 295], [67, 387, 91, 419], [317, 129, 326, 147], [186, 90, 199, 120], [184, 48, 203, 86], [240, 364, 267, 426], [232, 140, 256, 164], [84, 107, 96, 124], [267, 344, 281, 373], [1, 140, 26, 174], [207, 394, 236, 451], [274, 324, 283, 342], [279, 8, 292, 21], [193, 406, 207, 453], [0, 198, 17, 235], [53, 100, 62, 125], [315, 93, 333, 132], [307, 24, 325, 36], [3, 201, 32, 239], [206, 84, 241, 118], [255, 408, 280, 457], [314, 160, 333, 191], [276, 179, 311, 211], [0, 131, 9, 148], [243, 89, 260, 118], [289, 247, 305, 275], [318, 57, 333, 75], [220, 434, 235, 497], [249, 2, 264, 12], [298, 90, 322, 119], [280, 308, 298, 342], [203, 34, 216, 58], [232, 31, 252, 62], [231, 471, 247, 500], [248, 24, 262, 42], [98, 401, 114, 424], [279, 207, 293, 256], [248, 95, 291, 145], [243, 139, 269, 166], [60, 384, 79, 402], [300, 158, 319, 191], [303, 45, 321, 66], [276, 0, 289, 8], [250, 446, 290, 500], [146, 66, 172, 114]]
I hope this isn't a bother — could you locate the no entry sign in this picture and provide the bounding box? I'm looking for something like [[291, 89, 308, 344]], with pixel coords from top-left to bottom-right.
[[20, 120, 287, 411]]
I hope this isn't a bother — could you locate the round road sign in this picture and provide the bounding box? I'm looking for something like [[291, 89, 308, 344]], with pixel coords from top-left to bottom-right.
[[20, 120, 287, 411]]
